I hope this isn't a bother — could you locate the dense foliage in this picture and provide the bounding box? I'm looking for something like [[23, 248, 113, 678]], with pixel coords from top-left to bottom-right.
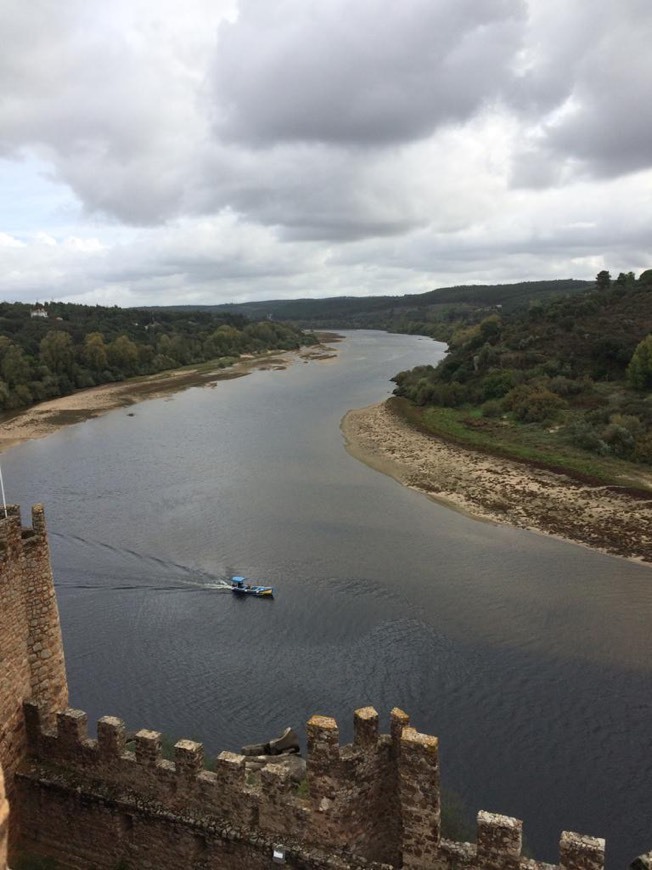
[[0, 302, 315, 413], [392, 272, 652, 465]]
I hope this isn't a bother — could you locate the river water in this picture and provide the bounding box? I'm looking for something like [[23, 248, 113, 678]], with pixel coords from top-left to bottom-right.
[[3, 331, 651, 866]]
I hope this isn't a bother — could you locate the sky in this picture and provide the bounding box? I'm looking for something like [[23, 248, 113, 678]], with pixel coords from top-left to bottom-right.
[[1, 0, 651, 307]]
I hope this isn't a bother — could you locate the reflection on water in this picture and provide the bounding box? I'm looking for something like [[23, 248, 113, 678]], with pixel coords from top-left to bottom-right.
[[4, 331, 651, 867]]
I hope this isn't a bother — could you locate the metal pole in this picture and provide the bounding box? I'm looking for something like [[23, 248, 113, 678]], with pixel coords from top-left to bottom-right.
[[0, 463, 7, 517]]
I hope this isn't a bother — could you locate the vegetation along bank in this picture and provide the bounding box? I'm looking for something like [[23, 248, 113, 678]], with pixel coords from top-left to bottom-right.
[[348, 269, 651, 562]]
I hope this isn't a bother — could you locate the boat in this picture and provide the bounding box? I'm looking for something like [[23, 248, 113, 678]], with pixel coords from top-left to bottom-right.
[[231, 576, 274, 598]]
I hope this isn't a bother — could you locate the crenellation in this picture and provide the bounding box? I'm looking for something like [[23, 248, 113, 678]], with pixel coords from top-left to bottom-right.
[[56, 708, 88, 751], [399, 726, 441, 870], [174, 739, 204, 780], [13, 699, 615, 870], [217, 750, 247, 791], [31, 504, 46, 537], [390, 707, 410, 755], [307, 714, 341, 806], [354, 706, 379, 748], [559, 831, 606, 870], [134, 729, 163, 768], [476, 811, 523, 870], [97, 715, 126, 760]]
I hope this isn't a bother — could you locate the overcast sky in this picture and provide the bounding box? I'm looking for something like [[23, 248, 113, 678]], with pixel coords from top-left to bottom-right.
[[1, 0, 651, 307]]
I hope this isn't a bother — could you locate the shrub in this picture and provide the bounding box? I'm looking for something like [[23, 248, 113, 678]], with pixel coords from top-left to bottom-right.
[[481, 399, 503, 418], [481, 370, 518, 400], [503, 385, 567, 423], [567, 421, 609, 455], [547, 376, 587, 397], [634, 431, 652, 463]]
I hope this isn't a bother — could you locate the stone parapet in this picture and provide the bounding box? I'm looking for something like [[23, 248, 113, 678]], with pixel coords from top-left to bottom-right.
[[17, 702, 612, 870]]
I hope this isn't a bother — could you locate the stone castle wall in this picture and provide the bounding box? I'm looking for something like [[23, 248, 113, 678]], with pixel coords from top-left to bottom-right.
[[0, 504, 68, 861], [15, 701, 606, 870]]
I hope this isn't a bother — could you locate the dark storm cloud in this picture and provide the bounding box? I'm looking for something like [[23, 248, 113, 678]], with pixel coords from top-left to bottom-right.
[[212, 0, 525, 146]]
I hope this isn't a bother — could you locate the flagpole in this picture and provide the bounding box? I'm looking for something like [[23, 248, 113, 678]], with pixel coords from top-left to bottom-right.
[[0, 462, 7, 517]]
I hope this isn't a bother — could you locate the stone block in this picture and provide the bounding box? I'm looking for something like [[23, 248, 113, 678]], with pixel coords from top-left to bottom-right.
[[559, 831, 605, 870], [353, 707, 379, 748]]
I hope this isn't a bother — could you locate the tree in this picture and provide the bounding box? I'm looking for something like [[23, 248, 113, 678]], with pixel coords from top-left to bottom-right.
[[1, 344, 31, 387], [595, 270, 611, 290], [626, 334, 652, 390], [40, 331, 75, 376], [614, 271, 636, 288], [83, 332, 108, 371], [107, 335, 139, 374]]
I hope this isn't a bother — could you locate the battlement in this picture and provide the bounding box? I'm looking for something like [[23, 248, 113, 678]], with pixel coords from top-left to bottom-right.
[[0, 504, 47, 554], [18, 701, 605, 870]]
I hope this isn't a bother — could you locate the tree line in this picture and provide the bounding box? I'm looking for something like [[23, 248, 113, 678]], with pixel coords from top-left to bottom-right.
[[0, 302, 315, 413]]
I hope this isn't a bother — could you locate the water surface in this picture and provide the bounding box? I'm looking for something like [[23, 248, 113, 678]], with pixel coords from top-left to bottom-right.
[[4, 331, 651, 867]]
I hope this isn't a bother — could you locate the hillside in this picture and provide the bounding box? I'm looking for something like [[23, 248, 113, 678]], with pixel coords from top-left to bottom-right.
[[165, 279, 592, 339], [392, 273, 652, 476]]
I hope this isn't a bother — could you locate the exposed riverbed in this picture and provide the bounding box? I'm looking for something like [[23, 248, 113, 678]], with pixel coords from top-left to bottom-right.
[[342, 400, 652, 563]]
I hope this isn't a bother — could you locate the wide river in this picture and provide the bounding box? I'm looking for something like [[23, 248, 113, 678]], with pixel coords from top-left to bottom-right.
[[4, 331, 651, 866]]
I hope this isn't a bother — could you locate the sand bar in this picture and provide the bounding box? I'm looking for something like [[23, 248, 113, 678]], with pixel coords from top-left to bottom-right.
[[342, 400, 652, 564], [0, 343, 336, 454]]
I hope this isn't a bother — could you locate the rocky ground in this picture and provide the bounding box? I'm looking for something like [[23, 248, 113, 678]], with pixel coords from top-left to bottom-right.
[[341, 400, 652, 564]]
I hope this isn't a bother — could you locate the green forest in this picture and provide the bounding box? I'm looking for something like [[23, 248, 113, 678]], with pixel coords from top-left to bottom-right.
[[189, 278, 592, 340], [0, 302, 315, 413], [392, 270, 652, 470]]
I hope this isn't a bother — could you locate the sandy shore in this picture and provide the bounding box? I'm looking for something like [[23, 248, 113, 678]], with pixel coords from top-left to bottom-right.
[[342, 400, 652, 564], [0, 343, 337, 454]]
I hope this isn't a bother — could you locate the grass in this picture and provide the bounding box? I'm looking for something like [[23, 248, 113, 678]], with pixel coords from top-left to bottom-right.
[[390, 397, 652, 494]]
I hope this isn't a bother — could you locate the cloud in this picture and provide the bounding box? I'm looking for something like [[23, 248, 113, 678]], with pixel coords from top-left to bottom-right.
[[0, 0, 651, 307], [510, 0, 652, 182], [212, 0, 525, 147]]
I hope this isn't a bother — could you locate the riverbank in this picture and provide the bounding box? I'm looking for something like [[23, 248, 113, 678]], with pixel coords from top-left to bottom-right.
[[0, 342, 337, 454], [342, 399, 652, 564]]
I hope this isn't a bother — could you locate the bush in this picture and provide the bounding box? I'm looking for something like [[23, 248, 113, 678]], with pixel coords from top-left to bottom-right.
[[481, 370, 519, 400], [481, 399, 503, 418], [430, 382, 468, 407], [601, 423, 636, 457], [547, 376, 588, 397], [503, 385, 567, 423], [567, 421, 609, 455], [634, 431, 652, 463]]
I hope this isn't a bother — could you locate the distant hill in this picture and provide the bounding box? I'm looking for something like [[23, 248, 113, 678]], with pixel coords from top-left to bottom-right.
[[163, 279, 592, 337]]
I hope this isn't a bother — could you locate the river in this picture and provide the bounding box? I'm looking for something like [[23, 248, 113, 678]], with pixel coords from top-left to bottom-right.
[[3, 331, 651, 866]]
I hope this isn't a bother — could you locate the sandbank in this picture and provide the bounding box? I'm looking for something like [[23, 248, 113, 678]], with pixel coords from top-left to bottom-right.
[[341, 400, 652, 564], [0, 343, 337, 454]]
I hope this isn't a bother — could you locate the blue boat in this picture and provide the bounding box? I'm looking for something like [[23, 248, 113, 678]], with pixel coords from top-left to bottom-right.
[[231, 576, 274, 598]]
